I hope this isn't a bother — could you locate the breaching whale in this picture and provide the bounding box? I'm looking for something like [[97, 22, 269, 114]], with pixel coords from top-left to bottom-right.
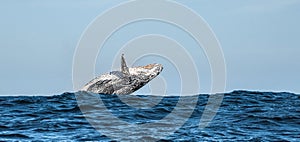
[[81, 54, 163, 95]]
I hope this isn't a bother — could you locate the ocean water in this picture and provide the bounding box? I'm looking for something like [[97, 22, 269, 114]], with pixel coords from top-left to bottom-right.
[[0, 90, 299, 141]]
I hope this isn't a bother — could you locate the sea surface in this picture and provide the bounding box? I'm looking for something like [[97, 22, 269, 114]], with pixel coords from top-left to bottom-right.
[[0, 90, 299, 141]]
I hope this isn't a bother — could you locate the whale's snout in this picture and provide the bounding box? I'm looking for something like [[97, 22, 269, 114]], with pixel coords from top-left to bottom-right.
[[153, 64, 163, 75]]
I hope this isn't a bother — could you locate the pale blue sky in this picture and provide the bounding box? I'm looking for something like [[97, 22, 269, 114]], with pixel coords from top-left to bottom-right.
[[0, 0, 299, 95]]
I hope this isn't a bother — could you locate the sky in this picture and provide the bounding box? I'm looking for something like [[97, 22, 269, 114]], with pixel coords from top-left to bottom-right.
[[0, 0, 300, 95]]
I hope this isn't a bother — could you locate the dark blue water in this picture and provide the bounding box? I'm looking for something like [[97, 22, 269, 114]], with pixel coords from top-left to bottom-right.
[[0, 90, 299, 141]]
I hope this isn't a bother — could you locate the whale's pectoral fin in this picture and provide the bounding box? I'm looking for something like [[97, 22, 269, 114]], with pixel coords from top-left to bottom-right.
[[121, 54, 130, 75]]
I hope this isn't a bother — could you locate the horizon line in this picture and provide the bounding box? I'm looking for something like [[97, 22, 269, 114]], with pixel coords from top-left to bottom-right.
[[0, 89, 298, 96]]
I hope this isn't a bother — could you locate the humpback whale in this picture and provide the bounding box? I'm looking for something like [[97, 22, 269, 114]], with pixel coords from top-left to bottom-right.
[[81, 54, 163, 95]]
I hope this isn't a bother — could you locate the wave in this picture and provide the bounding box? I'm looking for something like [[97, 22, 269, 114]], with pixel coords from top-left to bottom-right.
[[0, 90, 299, 141]]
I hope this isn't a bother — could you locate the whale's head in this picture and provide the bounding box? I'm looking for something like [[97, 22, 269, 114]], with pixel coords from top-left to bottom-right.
[[129, 63, 163, 81]]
